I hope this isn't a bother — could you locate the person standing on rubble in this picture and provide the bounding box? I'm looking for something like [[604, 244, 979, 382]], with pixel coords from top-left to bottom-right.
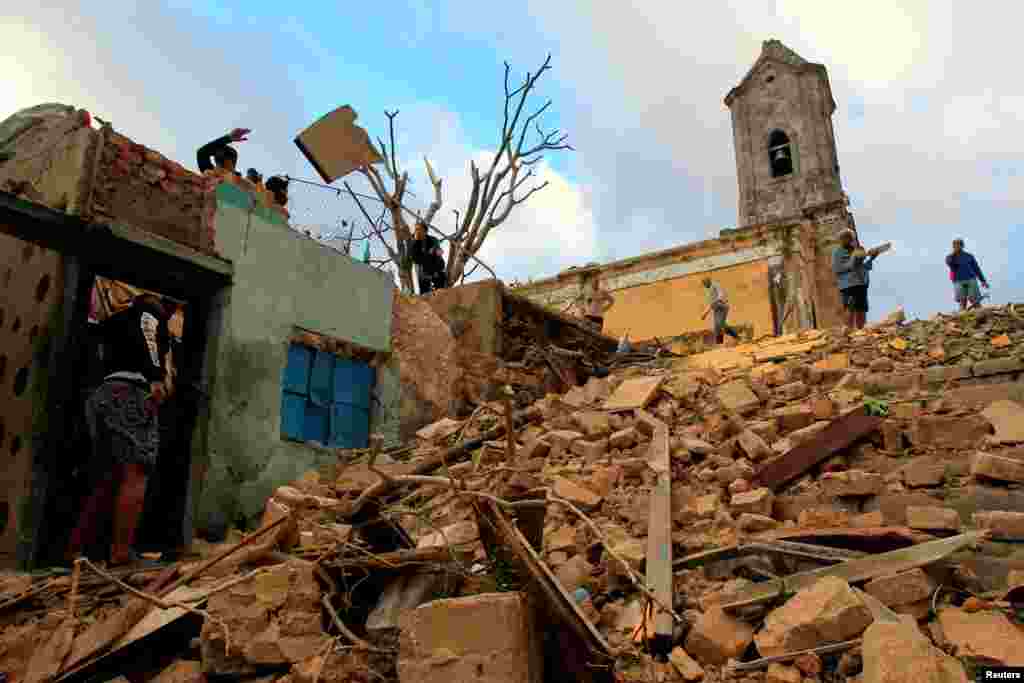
[[410, 221, 448, 295], [946, 238, 989, 311], [65, 293, 172, 567], [701, 278, 741, 345], [832, 229, 872, 330], [197, 128, 251, 175]]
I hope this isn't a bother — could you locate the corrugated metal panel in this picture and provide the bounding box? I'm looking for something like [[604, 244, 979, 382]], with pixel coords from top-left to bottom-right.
[[280, 392, 306, 441], [282, 345, 312, 394], [309, 350, 334, 407]]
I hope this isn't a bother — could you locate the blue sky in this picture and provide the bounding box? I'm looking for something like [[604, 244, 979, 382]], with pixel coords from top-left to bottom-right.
[[3, 1, 1023, 323]]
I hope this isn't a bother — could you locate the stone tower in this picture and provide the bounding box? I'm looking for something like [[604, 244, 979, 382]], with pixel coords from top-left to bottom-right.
[[725, 39, 851, 229]]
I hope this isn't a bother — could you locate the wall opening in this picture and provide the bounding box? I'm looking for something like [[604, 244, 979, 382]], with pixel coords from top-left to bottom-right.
[[769, 130, 794, 178]]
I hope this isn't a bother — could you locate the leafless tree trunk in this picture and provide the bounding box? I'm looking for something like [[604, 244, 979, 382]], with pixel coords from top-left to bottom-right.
[[351, 56, 570, 294]]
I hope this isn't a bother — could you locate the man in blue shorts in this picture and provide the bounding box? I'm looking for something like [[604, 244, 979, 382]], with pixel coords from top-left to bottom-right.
[[946, 239, 989, 310]]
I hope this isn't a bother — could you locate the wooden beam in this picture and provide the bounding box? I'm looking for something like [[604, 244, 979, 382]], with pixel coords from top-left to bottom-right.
[[644, 414, 674, 656], [755, 406, 884, 491]]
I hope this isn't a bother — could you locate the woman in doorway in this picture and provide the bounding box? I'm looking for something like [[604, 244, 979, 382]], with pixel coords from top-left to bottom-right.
[[65, 293, 172, 567]]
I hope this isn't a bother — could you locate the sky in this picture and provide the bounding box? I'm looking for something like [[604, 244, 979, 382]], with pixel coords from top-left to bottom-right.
[[3, 1, 1022, 323]]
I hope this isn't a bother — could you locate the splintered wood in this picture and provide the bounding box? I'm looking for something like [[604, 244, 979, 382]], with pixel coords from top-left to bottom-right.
[[602, 376, 664, 412], [642, 411, 673, 655]]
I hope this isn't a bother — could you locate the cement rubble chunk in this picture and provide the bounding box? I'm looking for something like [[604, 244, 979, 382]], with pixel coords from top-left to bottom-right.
[[937, 608, 1024, 666], [683, 607, 754, 666], [864, 569, 937, 608], [397, 593, 543, 683], [754, 576, 873, 658], [862, 616, 968, 683]]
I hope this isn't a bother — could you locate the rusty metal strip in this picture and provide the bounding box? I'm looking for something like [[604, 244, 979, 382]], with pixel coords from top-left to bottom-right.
[[673, 540, 867, 571], [755, 406, 884, 491]]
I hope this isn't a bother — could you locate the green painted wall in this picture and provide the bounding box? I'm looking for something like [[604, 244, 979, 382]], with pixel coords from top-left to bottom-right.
[[194, 183, 396, 528]]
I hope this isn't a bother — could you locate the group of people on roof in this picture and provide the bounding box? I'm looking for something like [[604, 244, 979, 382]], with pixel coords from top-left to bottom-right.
[[197, 128, 290, 219]]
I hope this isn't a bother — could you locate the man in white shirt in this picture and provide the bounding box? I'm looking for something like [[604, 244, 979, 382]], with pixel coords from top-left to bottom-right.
[[701, 278, 741, 345]]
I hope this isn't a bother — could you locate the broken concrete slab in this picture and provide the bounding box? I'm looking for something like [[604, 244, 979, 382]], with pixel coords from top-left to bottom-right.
[[754, 576, 873, 657], [909, 415, 991, 449], [861, 616, 968, 683], [397, 592, 544, 683], [937, 607, 1024, 666], [602, 375, 665, 412]]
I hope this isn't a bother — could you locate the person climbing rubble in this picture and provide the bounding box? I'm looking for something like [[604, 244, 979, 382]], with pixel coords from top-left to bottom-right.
[[832, 229, 873, 330], [410, 220, 448, 295], [701, 277, 741, 345], [196, 127, 251, 176], [947, 238, 989, 311], [65, 293, 173, 568]]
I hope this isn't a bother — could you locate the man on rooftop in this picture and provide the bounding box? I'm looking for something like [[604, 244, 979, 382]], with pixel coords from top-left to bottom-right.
[[946, 238, 989, 311], [701, 278, 741, 345], [197, 128, 251, 176]]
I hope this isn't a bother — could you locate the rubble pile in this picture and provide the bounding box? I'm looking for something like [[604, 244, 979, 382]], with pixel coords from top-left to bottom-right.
[[4, 303, 1024, 683]]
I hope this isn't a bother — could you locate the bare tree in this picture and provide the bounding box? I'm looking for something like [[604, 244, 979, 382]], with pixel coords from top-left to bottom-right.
[[349, 55, 571, 294]]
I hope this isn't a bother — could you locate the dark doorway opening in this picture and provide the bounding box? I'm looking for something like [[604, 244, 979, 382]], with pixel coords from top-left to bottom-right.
[[38, 275, 211, 565]]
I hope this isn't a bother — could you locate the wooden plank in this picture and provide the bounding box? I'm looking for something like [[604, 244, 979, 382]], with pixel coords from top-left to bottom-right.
[[645, 418, 673, 655], [603, 375, 665, 412], [755, 407, 884, 491], [714, 531, 986, 612], [673, 540, 866, 570], [482, 501, 614, 683]]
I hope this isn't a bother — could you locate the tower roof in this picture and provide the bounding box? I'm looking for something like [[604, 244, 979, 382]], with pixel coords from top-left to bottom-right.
[[724, 39, 834, 110]]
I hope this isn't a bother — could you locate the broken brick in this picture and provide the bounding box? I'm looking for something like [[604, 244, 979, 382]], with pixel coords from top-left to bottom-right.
[[910, 415, 991, 449], [716, 381, 761, 415], [669, 647, 705, 681], [971, 452, 1024, 484], [775, 381, 810, 402], [546, 430, 585, 450], [811, 397, 837, 420], [765, 663, 802, 683], [571, 438, 608, 461], [865, 569, 937, 608], [905, 506, 960, 532], [937, 607, 1024, 666], [552, 477, 603, 510], [518, 438, 551, 460], [973, 357, 1024, 377], [820, 470, 884, 497], [609, 427, 639, 450], [736, 513, 779, 533], [573, 411, 612, 438], [974, 511, 1024, 540], [736, 430, 773, 462], [862, 616, 967, 683], [772, 406, 816, 433], [730, 487, 774, 517], [589, 465, 622, 497]]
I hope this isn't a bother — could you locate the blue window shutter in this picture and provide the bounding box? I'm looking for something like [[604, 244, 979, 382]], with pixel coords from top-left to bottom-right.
[[303, 401, 330, 444], [330, 403, 370, 449], [309, 351, 334, 407], [281, 392, 306, 440], [282, 345, 312, 394], [333, 358, 373, 410]]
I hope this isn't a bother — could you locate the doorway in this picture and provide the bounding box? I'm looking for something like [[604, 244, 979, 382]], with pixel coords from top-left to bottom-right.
[[39, 275, 209, 564]]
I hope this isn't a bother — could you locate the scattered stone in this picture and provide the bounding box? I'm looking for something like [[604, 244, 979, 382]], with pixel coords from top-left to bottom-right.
[[418, 521, 479, 549], [609, 427, 639, 450], [851, 511, 885, 528], [772, 406, 816, 433], [754, 576, 872, 657], [729, 479, 751, 494], [589, 465, 622, 497], [974, 511, 1024, 540], [982, 400, 1024, 444], [669, 647, 705, 681], [863, 616, 967, 683], [811, 397, 837, 420], [865, 569, 937, 608], [797, 506, 852, 529], [680, 437, 715, 456], [971, 452, 1024, 484], [730, 488, 774, 517], [546, 430, 585, 450], [820, 470, 885, 497], [905, 506, 960, 532], [869, 358, 895, 373], [911, 415, 991, 449], [573, 411, 612, 438], [974, 357, 1024, 377], [794, 652, 822, 675], [518, 438, 550, 460], [683, 607, 755, 666], [555, 554, 594, 593]]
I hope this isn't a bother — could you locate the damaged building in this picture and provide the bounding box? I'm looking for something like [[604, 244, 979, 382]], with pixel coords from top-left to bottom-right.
[[0, 105, 396, 568], [514, 40, 855, 345]]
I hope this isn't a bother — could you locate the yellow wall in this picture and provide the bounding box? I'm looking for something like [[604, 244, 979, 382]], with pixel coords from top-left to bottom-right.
[[602, 259, 774, 340]]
